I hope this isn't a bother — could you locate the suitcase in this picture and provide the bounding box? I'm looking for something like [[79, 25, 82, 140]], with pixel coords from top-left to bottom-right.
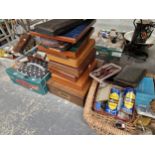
[[34, 19, 84, 35], [52, 60, 97, 90], [37, 27, 94, 59], [13, 34, 31, 53], [47, 39, 95, 68], [47, 79, 92, 107], [30, 19, 96, 44], [48, 48, 96, 77]]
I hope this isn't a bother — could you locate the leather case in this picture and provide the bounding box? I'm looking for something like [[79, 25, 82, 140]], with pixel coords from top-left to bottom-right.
[[48, 48, 96, 77], [13, 34, 31, 53], [47, 39, 95, 68], [34, 19, 84, 35], [37, 27, 94, 59], [52, 60, 97, 90], [47, 79, 92, 107], [114, 66, 146, 87], [30, 19, 96, 44]]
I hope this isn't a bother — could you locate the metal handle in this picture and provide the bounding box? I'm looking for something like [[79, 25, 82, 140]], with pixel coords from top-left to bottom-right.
[[133, 19, 137, 28]]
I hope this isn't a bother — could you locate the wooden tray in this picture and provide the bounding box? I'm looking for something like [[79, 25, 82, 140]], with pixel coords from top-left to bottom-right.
[[47, 39, 95, 68], [52, 60, 97, 90], [37, 27, 94, 59], [30, 19, 96, 44]]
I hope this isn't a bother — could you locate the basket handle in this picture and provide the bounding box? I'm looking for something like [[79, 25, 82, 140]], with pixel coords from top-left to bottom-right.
[[26, 62, 46, 72]]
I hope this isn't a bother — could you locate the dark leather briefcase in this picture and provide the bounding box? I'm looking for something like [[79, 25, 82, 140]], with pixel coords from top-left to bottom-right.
[[114, 66, 146, 87], [52, 60, 97, 90]]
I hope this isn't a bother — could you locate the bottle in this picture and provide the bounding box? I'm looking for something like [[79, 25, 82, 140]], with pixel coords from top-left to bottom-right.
[[122, 87, 135, 115], [105, 87, 120, 115]]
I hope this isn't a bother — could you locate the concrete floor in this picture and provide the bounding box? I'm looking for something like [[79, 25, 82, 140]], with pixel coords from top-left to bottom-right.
[[0, 19, 155, 135], [0, 62, 96, 135]]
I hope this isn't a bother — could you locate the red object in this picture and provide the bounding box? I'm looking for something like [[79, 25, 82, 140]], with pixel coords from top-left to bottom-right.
[[16, 79, 39, 90]]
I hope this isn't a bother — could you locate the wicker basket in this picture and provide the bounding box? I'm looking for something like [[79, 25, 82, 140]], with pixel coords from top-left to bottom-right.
[[83, 73, 155, 135]]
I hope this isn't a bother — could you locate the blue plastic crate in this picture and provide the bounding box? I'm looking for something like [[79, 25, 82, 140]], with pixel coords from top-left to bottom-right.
[[136, 77, 155, 108]]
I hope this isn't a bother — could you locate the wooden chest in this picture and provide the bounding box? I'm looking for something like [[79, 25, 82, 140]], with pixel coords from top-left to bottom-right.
[[47, 79, 92, 107]]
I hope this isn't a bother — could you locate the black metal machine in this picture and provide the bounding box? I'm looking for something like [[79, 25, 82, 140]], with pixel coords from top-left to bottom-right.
[[124, 19, 155, 60]]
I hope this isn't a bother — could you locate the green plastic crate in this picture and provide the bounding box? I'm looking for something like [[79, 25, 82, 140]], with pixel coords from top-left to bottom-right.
[[6, 67, 51, 95]]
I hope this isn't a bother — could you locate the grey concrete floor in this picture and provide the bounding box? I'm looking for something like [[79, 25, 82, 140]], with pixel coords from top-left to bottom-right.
[[0, 63, 96, 135], [0, 19, 155, 135]]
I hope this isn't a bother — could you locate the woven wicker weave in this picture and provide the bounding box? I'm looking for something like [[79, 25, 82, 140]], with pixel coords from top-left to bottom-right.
[[83, 73, 155, 135]]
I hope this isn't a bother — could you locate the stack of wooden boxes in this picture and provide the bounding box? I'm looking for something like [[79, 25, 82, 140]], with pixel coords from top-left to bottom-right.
[[30, 19, 96, 106]]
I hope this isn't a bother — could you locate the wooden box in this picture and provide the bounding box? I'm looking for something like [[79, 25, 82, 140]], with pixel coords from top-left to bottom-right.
[[47, 39, 95, 68], [48, 49, 96, 79], [37, 27, 94, 59], [47, 79, 92, 107], [52, 60, 97, 90], [30, 19, 96, 44]]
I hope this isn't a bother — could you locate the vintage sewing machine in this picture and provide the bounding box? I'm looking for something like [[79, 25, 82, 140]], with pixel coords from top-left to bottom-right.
[[124, 19, 155, 60]]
